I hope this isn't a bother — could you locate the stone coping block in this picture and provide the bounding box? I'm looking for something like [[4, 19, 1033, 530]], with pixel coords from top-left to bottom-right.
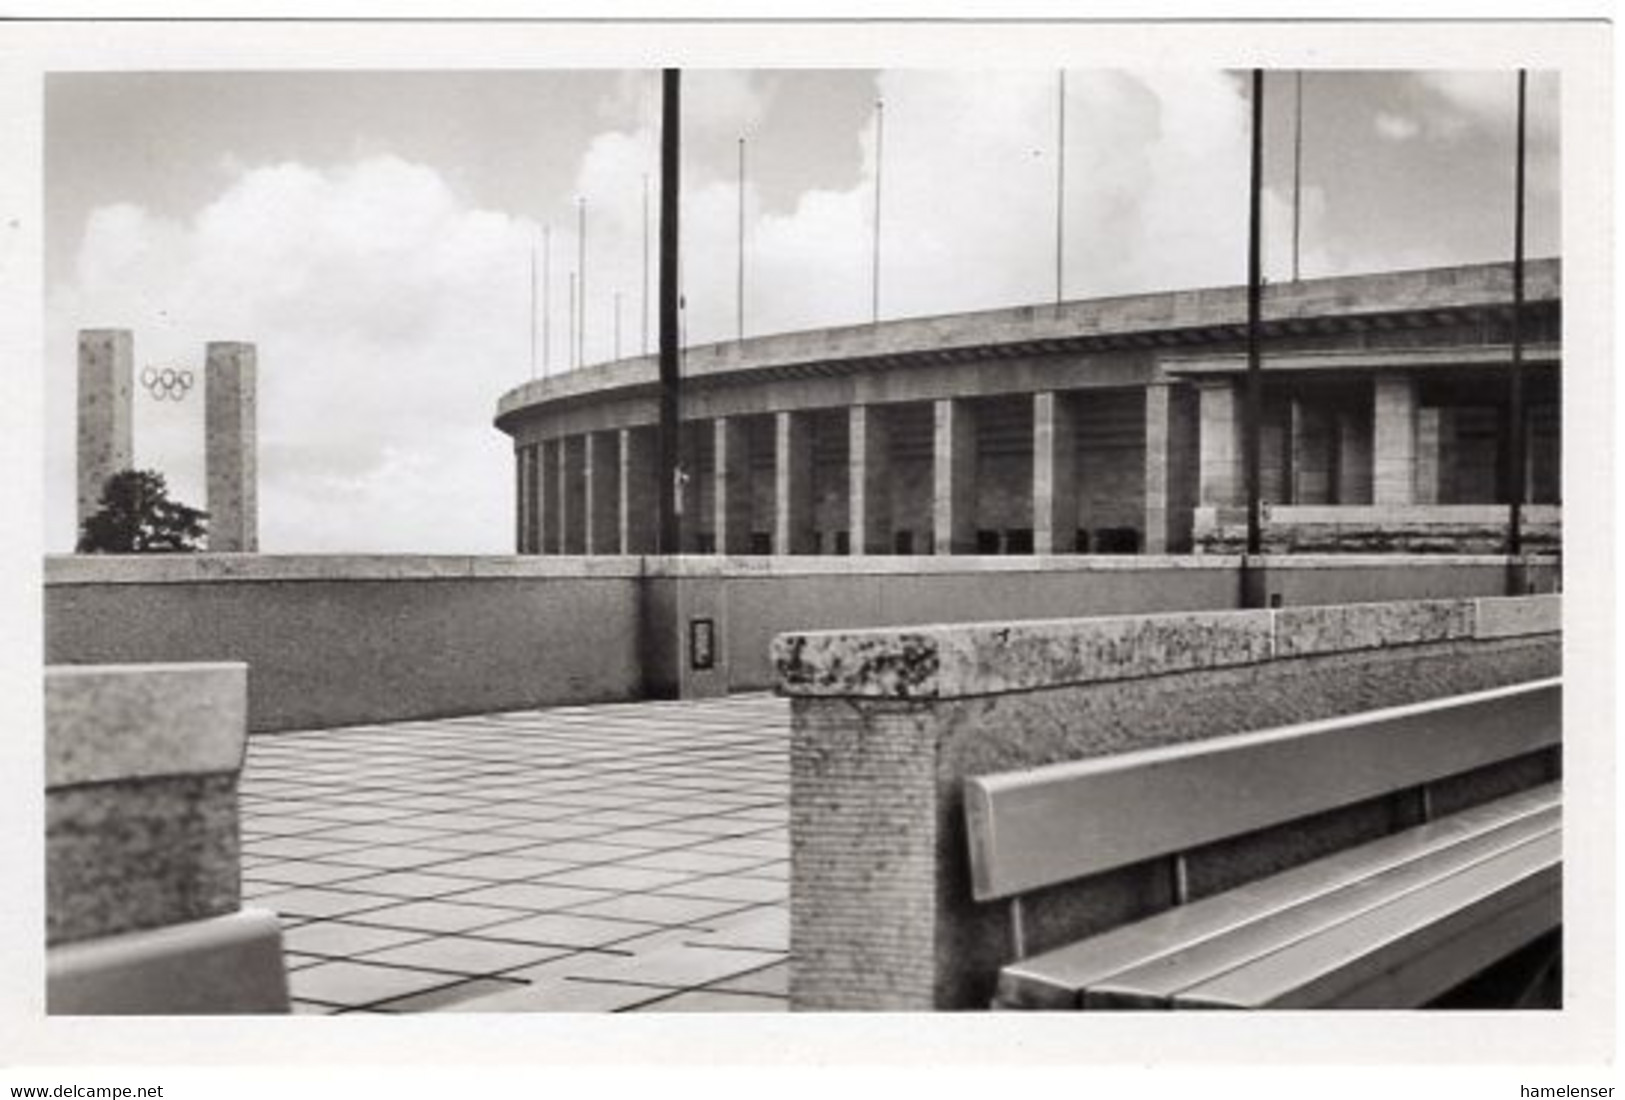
[[775, 595, 1561, 700], [1476, 594, 1563, 639], [46, 663, 247, 787]]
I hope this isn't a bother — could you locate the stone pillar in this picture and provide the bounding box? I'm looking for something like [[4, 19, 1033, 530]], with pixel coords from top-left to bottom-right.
[[933, 398, 977, 555], [849, 405, 892, 555], [515, 446, 532, 553], [775, 411, 817, 555], [1290, 398, 1334, 506], [561, 435, 586, 553], [1372, 374, 1419, 505], [1141, 384, 1173, 554], [585, 432, 621, 554], [620, 427, 659, 554], [1415, 407, 1442, 506], [714, 418, 753, 555], [1197, 379, 1241, 507], [205, 342, 258, 552], [76, 329, 134, 532], [539, 439, 561, 553], [1335, 411, 1373, 505], [1033, 391, 1078, 555]]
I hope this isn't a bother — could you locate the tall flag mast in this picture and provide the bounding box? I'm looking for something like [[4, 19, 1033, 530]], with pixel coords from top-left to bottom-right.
[[1244, 70, 1266, 567], [1292, 72, 1305, 283], [1507, 69, 1528, 561], [576, 197, 587, 367], [1056, 69, 1067, 306], [737, 136, 747, 342], [541, 226, 552, 378], [657, 69, 683, 555], [872, 98, 884, 325]]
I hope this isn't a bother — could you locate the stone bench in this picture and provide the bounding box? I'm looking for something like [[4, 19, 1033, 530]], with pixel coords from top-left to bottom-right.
[[46, 662, 289, 1014], [775, 594, 1560, 1010]]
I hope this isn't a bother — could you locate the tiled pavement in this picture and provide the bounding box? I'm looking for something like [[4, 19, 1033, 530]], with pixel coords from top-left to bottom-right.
[[238, 694, 791, 1014]]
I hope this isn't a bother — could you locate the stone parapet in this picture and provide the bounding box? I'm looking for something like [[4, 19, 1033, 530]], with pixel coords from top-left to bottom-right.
[[777, 595, 1561, 1009], [45, 662, 289, 1013], [46, 663, 248, 945]]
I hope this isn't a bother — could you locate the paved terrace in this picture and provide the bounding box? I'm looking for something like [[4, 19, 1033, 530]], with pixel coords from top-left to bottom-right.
[[239, 694, 789, 1013]]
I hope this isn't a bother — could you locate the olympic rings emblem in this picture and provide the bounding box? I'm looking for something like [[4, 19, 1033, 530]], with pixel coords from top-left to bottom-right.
[[140, 366, 194, 401]]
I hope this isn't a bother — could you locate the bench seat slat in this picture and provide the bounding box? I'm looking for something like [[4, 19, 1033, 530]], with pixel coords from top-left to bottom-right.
[[967, 679, 1560, 902], [996, 783, 1559, 1009], [1170, 829, 1561, 1008], [1087, 810, 1559, 1007]]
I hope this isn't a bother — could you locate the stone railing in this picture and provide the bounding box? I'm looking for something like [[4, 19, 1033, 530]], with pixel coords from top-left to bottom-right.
[[46, 662, 289, 1014], [775, 594, 1561, 1010]]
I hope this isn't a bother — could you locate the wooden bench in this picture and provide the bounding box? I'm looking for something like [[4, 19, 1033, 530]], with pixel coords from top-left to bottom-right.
[[964, 678, 1562, 1010]]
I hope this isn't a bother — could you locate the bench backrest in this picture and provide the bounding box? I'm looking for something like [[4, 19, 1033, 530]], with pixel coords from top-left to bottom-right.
[[963, 678, 1561, 902]]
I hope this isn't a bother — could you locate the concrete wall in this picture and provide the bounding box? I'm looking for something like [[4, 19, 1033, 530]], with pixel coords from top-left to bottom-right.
[[775, 595, 1562, 1010], [45, 556, 645, 733], [47, 553, 1560, 727]]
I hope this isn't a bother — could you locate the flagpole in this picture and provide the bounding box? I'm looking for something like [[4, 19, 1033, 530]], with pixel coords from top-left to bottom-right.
[[577, 197, 587, 367], [872, 98, 884, 325], [1507, 69, 1528, 562], [1244, 70, 1266, 570], [737, 136, 747, 342], [642, 173, 651, 356], [1056, 69, 1067, 306], [541, 225, 552, 379], [1292, 71, 1304, 283]]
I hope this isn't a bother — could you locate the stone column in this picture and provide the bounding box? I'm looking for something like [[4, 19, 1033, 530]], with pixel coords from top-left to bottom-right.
[[515, 446, 530, 553], [1415, 407, 1442, 506], [585, 432, 621, 554], [1033, 391, 1078, 555], [539, 439, 561, 553], [1335, 411, 1373, 505], [205, 342, 258, 552], [1290, 398, 1334, 506], [933, 398, 977, 555], [849, 405, 892, 555], [561, 435, 586, 553], [620, 427, 659, 554], [1372, 374, 1419, 505], [76, 329, 134, 532], [1141, 384, 1174, 554], [775, 411, 817, 555], [714, 418, 753, 555], [1197, 379, 1242, 507]]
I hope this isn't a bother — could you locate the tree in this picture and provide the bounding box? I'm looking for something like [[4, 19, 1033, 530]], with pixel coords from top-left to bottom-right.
[[77, 468, 209, 553]]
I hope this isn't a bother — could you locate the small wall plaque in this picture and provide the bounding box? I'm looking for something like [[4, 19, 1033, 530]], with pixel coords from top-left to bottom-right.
[[689, 618, 716, 671]]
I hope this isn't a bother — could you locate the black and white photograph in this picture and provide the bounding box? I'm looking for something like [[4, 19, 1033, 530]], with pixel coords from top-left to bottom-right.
[[0, 9, 1615, 1091]]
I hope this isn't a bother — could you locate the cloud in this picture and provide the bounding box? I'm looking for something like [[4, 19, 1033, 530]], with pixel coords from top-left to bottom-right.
[[48, 155, 537, 553], [1374, 111, 1422, 141], [44, 70, 1366, 553]]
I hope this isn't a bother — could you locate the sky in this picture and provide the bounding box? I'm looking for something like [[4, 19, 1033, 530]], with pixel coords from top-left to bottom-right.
[[43, 68, 1560, 554]]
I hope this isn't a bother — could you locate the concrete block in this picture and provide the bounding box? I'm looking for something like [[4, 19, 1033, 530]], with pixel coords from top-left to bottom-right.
[[46, 663, 247, 787], [1272, 599, 1475, 659], [775, 609, 1275, 700], [1475, 594, 1562, 639], [46, 663, 249, 945]]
